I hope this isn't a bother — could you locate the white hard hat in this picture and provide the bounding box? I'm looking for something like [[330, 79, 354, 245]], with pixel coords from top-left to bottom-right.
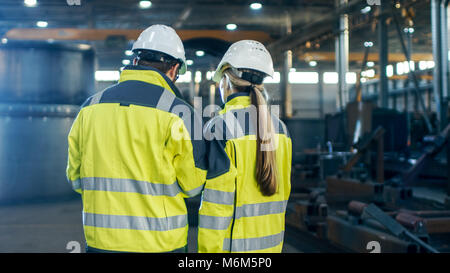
[[132, 24, 187, 74], [213, 40, 274, 83]]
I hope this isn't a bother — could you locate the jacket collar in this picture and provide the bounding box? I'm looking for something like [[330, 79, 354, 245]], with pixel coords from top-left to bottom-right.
[[220, 92, 251, 114], [119, 65, 184, 99]]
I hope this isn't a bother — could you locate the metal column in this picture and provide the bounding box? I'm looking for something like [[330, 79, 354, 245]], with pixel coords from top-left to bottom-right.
[[378, 1, 389, 108], [318, 68, 325, 119], [336, 0, 349, 111], [281, 12, 293, 118], [432, 0, 449, 131]]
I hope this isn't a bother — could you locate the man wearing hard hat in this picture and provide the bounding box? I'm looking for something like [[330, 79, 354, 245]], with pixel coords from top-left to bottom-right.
[[66, 25, 207, 253]]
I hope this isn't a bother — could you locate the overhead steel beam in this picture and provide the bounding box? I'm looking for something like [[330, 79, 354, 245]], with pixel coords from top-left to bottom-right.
[[4, 28, 272, 43], [297, 51, 434, 62], [173, 6, 193, 29], [266, 0, 365, 55]]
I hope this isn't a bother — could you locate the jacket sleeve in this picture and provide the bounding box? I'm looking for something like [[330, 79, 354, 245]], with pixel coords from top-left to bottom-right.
[[198, 118, 238, 253], [166, 110, 207, 198], [66, 110, 83, 194]]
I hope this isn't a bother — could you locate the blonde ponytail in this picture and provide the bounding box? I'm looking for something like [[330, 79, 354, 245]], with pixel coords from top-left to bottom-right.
[[223, 69, 278, 196]]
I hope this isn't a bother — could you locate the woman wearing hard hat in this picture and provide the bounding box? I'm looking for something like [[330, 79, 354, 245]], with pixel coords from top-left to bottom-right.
[[198, 40, 292, 253]]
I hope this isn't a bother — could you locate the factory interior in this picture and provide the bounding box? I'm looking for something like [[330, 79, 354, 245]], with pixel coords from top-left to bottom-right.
[[0, 0, 450, 254]]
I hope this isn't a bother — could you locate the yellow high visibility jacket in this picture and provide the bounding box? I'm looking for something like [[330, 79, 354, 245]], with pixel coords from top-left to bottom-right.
[[66, 65, 207, 253], [198, 92, 292, 253]]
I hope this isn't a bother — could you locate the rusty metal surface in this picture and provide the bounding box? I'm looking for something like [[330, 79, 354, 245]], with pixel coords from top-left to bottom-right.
[[348, 200, 368, 216], [425, 218, 450, 234], [326, 176, 384, 203], [395, 213, 425, 231], [327, 215, 419, 253]]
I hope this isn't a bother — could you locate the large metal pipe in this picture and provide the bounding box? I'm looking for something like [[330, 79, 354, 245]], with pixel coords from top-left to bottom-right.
[[432, 0, 449, 131], [0, 104, 79, 204], [0, 41, 95, 204], [0, 41, 95, 105]]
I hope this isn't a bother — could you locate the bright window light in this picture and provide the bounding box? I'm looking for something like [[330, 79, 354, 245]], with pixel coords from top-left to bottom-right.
[[139, 1, 152, 9], [290, 68, 296, 72], [1, 38, 7, 44], [402, 61, 410, 74], [323, 72, 357, 84], [206, 71, 215, 81], [186, 60, 194, 66], [346, 72, 357, 84], [95, 71, 120, 82], [323, 72, 339, 84], [386, 65, 394, 77], [122, 59, 130, 66], [367, 61, 375, 68], [125, 50, 133, 56], [24, 0, 37, 7], [361, 78, 367, 83], [226, 24, 237, 31], [408, 61, 415, 71], [419, 61, 427, 70], [36, 21, 48, 28], [427, 61, 435, 69], [250, 3, 262, 10], [195, 71, 202, 83], [397, 62, 405, 75], [361, 69, 375, 78], [177, 71, 192, 83], [288, 72, 318, 84], [196, 50, 205, 57], [263, 72, 280, 84], [309, 61, 317, 67]]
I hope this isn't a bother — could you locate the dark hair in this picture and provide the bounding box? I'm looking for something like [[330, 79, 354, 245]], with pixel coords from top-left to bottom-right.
[[136, 59, 175, 74], [134, 49, 180, 74]]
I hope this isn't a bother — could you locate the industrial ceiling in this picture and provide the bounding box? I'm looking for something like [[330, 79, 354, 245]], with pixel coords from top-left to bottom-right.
[[0, 0, 435, 71]]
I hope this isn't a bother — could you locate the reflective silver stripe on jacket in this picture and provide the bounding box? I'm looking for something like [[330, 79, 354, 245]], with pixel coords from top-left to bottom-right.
[[202, 189, 235, 205], [223, 231, 285, 252], [199, 200, 288, 230], [69, 179, 81, 191], [235, 200, 288, 219], [83, 212, 187, 231], [184, 184, 205, 197], [81, 177, 183, 197], [198, 215, 233, 230]]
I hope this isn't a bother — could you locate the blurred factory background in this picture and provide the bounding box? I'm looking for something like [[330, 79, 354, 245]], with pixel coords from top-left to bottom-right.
[[0, 0, 449, 253]]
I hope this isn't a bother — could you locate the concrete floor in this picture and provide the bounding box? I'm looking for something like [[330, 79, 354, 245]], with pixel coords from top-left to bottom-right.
[[0, 198, 302, 253]]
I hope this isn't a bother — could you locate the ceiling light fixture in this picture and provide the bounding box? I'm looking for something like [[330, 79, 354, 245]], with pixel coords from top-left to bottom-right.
[[250, 3, 262, 10], [24, 0, 37, 7], [139, 1, 152, 9], [196, 50, 205, 57], [226, 24, 237, 31], [36, 21, 48, 28]]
